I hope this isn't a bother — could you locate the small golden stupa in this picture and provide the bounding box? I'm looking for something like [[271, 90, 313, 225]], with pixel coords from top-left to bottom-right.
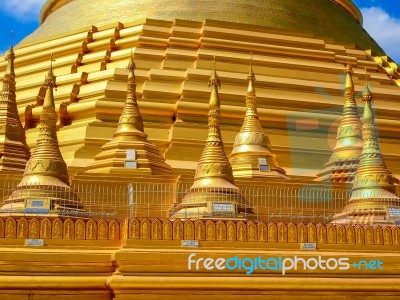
[[0, 45, 30, 173], [84, 54, 172, 175], [172, 59, 253, 219], [229, 60, 288, 180], [333, 78, 400, 224], [316, 63, 363, 183], [2, 58, 84, 215]]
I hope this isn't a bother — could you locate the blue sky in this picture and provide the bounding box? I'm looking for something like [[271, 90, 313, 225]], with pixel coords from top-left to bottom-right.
[[0, 0, 399, 62]]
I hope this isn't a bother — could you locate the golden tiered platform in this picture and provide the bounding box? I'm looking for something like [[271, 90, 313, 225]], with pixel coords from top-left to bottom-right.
[[0, 0, 399, 299]]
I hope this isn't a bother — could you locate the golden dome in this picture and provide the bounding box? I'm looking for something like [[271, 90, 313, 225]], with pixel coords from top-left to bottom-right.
[[21, 0, 383, 55]]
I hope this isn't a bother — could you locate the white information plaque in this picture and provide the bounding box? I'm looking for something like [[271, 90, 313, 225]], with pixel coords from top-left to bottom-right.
[[182, 240, 199, 247], [25, 239, 44, 247], [300, 243, 317, 250], [126, 149, 136, 160], [212, 203, 234, 212], [125, 161, 137, 169]]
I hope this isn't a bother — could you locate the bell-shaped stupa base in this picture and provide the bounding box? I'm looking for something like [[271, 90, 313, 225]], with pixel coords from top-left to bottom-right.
[[229, 153, 289, 180], [332, 188, 400, 225], [1, 176, 85, 218], [316, 156, 360, 183], [86, 140, 172, 176], [171, 178, 254, 220]]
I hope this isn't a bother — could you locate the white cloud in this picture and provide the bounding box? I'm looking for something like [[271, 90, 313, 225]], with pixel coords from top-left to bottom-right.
[[361, 7, 400, 63], [0, 0, 45, 21]]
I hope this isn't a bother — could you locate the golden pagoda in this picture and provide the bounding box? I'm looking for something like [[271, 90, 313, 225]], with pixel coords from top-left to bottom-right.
[[1, 58, 84, 215], [229, 59, 288, 180], [0, 1, 398, 299], [3, 0, 397, 179], [84, 53, 172, 175], [0, 45, 30, 173], [333, 79, 400, 224], [316, 63, 363, 182], [172, 59, 253, 219]]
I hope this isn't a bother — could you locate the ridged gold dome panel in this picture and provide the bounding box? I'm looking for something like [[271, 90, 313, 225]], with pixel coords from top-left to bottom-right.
[[21, 0, 383, 55]]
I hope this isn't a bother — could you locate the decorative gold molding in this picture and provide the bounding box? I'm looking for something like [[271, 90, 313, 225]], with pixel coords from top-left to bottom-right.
[[123, 217, 400, 246], [0, 216, 121, 241]]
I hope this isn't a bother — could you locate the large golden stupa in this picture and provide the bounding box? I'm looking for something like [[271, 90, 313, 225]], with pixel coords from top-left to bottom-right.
[[0, 0, 399, 299]]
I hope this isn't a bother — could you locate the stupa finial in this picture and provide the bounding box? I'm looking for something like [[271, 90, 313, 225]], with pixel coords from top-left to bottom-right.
[[4, 32, 15, 77], [362, 69, 372, 98], [44, 54, 57, 88], [247, 52, 256, 94], [208, 56, 221, 111], [113, 51, 145, 136], [9, 30, 13, 48], [361, 70, 374, 124], [344, 55, 354, 92], [7, 30, 14, 56], [209, 56, 221, 89], [127, 44, 136, 80], [43, 54, 57, 109]]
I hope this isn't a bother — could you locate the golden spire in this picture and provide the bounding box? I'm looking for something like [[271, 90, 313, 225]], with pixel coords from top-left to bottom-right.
[[247, 54, 255, 94], [344, 59, 354, 92], [43, 54, 57, 109], [0, 37, 31, 173], [113, 51, 146, 137], [2, 56, 83, 214], [361, 76, 374, 124], [228, 55, 288, 179], [85, 52, 172, 175], [316, 63, 363, 182], [193, 56, 234, 187], [333, 78, 400, 224], [20, 55, 70, 185], [208, 56, 221, 110], [239, 55, 263, 134], [172, 58, 253, 219]]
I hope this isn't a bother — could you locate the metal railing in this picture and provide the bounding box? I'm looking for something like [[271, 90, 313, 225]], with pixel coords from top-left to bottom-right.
[[0, 178, 399, 224], [0, 179, 368, 223]]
